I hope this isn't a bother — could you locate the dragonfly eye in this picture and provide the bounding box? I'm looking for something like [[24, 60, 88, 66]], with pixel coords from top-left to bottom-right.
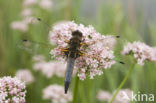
[[72, 30, 83, 37]]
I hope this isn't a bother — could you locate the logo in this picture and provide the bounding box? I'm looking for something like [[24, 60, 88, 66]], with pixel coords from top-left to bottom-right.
[[121, 91, 155, 102]]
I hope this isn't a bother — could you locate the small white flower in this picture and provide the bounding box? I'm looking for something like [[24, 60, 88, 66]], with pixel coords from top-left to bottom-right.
[[114, 89, 132, 103], [33, 57, 71, 78], [43, 84, 72, 103], [0, 76, 26, 103], [97, 89, 132, 103], [21, 8, 32, 17], [23, 0, 37, 7], [10, 21, 28, 32], [97, 90, 112, 102], [15, 69, 34, 84], [122, 41, 156, 65], [40, 0, 53, 10]]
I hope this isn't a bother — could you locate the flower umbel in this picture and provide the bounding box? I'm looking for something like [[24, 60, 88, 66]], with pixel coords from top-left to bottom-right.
[[15, 69, 34, 84], [97, 90, 112, 102], [97, 89, 132, 103], [10, 0, 53, 32], [49, 21, 116, 80], [40, 0, 53, 10], [33, 55, 70, 78], [122, 41, 156, 65], [43, 84, 72, 103], [0, 76, 26, 103]]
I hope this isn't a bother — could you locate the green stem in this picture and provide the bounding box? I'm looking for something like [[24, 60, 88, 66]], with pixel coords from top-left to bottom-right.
[[109, 62, 136, 103], [72, 76, 79, 103]]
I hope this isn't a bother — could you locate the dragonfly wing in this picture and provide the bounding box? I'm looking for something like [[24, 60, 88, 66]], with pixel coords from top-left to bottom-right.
[[101, 35, 117, 49], [64, 57, 75, 94], [17, 40, 52, 55], [84, 35, 120, 50]]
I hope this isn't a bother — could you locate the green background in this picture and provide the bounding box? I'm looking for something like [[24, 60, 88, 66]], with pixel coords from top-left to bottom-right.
[[0, 0, 156, 103]]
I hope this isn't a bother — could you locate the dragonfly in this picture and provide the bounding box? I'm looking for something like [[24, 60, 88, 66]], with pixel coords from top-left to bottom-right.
[[18, 18, 124, 94], [19, 31, 124, 94], [58, 30, 124, 94], [60, 30, 84, 94]]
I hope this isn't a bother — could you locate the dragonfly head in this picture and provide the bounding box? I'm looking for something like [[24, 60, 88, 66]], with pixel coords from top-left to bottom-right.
[[72, 30, 83, 40]]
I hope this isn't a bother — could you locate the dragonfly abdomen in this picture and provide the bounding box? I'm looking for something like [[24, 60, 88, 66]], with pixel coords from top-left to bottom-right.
[[64, 57, 75, 94]]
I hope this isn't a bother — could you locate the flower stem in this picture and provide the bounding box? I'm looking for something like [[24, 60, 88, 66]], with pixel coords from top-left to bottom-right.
[[72, 76, 79, 103], [109, 62, 136, 103]]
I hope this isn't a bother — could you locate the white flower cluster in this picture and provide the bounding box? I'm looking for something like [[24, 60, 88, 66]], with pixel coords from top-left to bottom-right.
[[33, 55, 68, 78], [23, 0, 37, 7], [40, 0, 53, 10], [0, 76, 26, 103], [10, 0, 53, 32], [97, 90, 112, 102], [49, 21, 116, 80], [122, 41, 156, 65], [43, 84, 72, 103], [97, 89, 132, 103], [15, 69, 34, 84]]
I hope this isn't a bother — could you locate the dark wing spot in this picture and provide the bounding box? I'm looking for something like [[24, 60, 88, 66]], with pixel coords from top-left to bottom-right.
[[116, 35, 120, 38], [22, 39, 28, 42], [119, 61, 125, 64], [37, 18, 41, 21]]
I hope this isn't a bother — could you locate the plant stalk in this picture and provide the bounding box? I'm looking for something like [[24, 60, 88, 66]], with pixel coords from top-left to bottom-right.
[[109, 62, 136, 103], [72, 76, 79, 103]]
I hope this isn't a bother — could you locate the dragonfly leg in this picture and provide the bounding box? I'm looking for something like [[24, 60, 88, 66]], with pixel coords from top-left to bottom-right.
[[76, 50, 85, 58], [60, 48, 68, 52], [64, 40, 70, 44], [80, 42, 88, 46], [60, 48, 69, 56]]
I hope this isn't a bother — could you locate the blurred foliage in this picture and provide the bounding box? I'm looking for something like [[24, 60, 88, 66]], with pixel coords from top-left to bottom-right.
[[0, 0, 156, 103]]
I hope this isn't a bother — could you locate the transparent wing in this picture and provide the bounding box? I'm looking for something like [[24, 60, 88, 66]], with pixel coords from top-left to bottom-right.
[[82, 35, 120, 50], [82, 35, 125, 64], [17, 39, 53, 55]]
